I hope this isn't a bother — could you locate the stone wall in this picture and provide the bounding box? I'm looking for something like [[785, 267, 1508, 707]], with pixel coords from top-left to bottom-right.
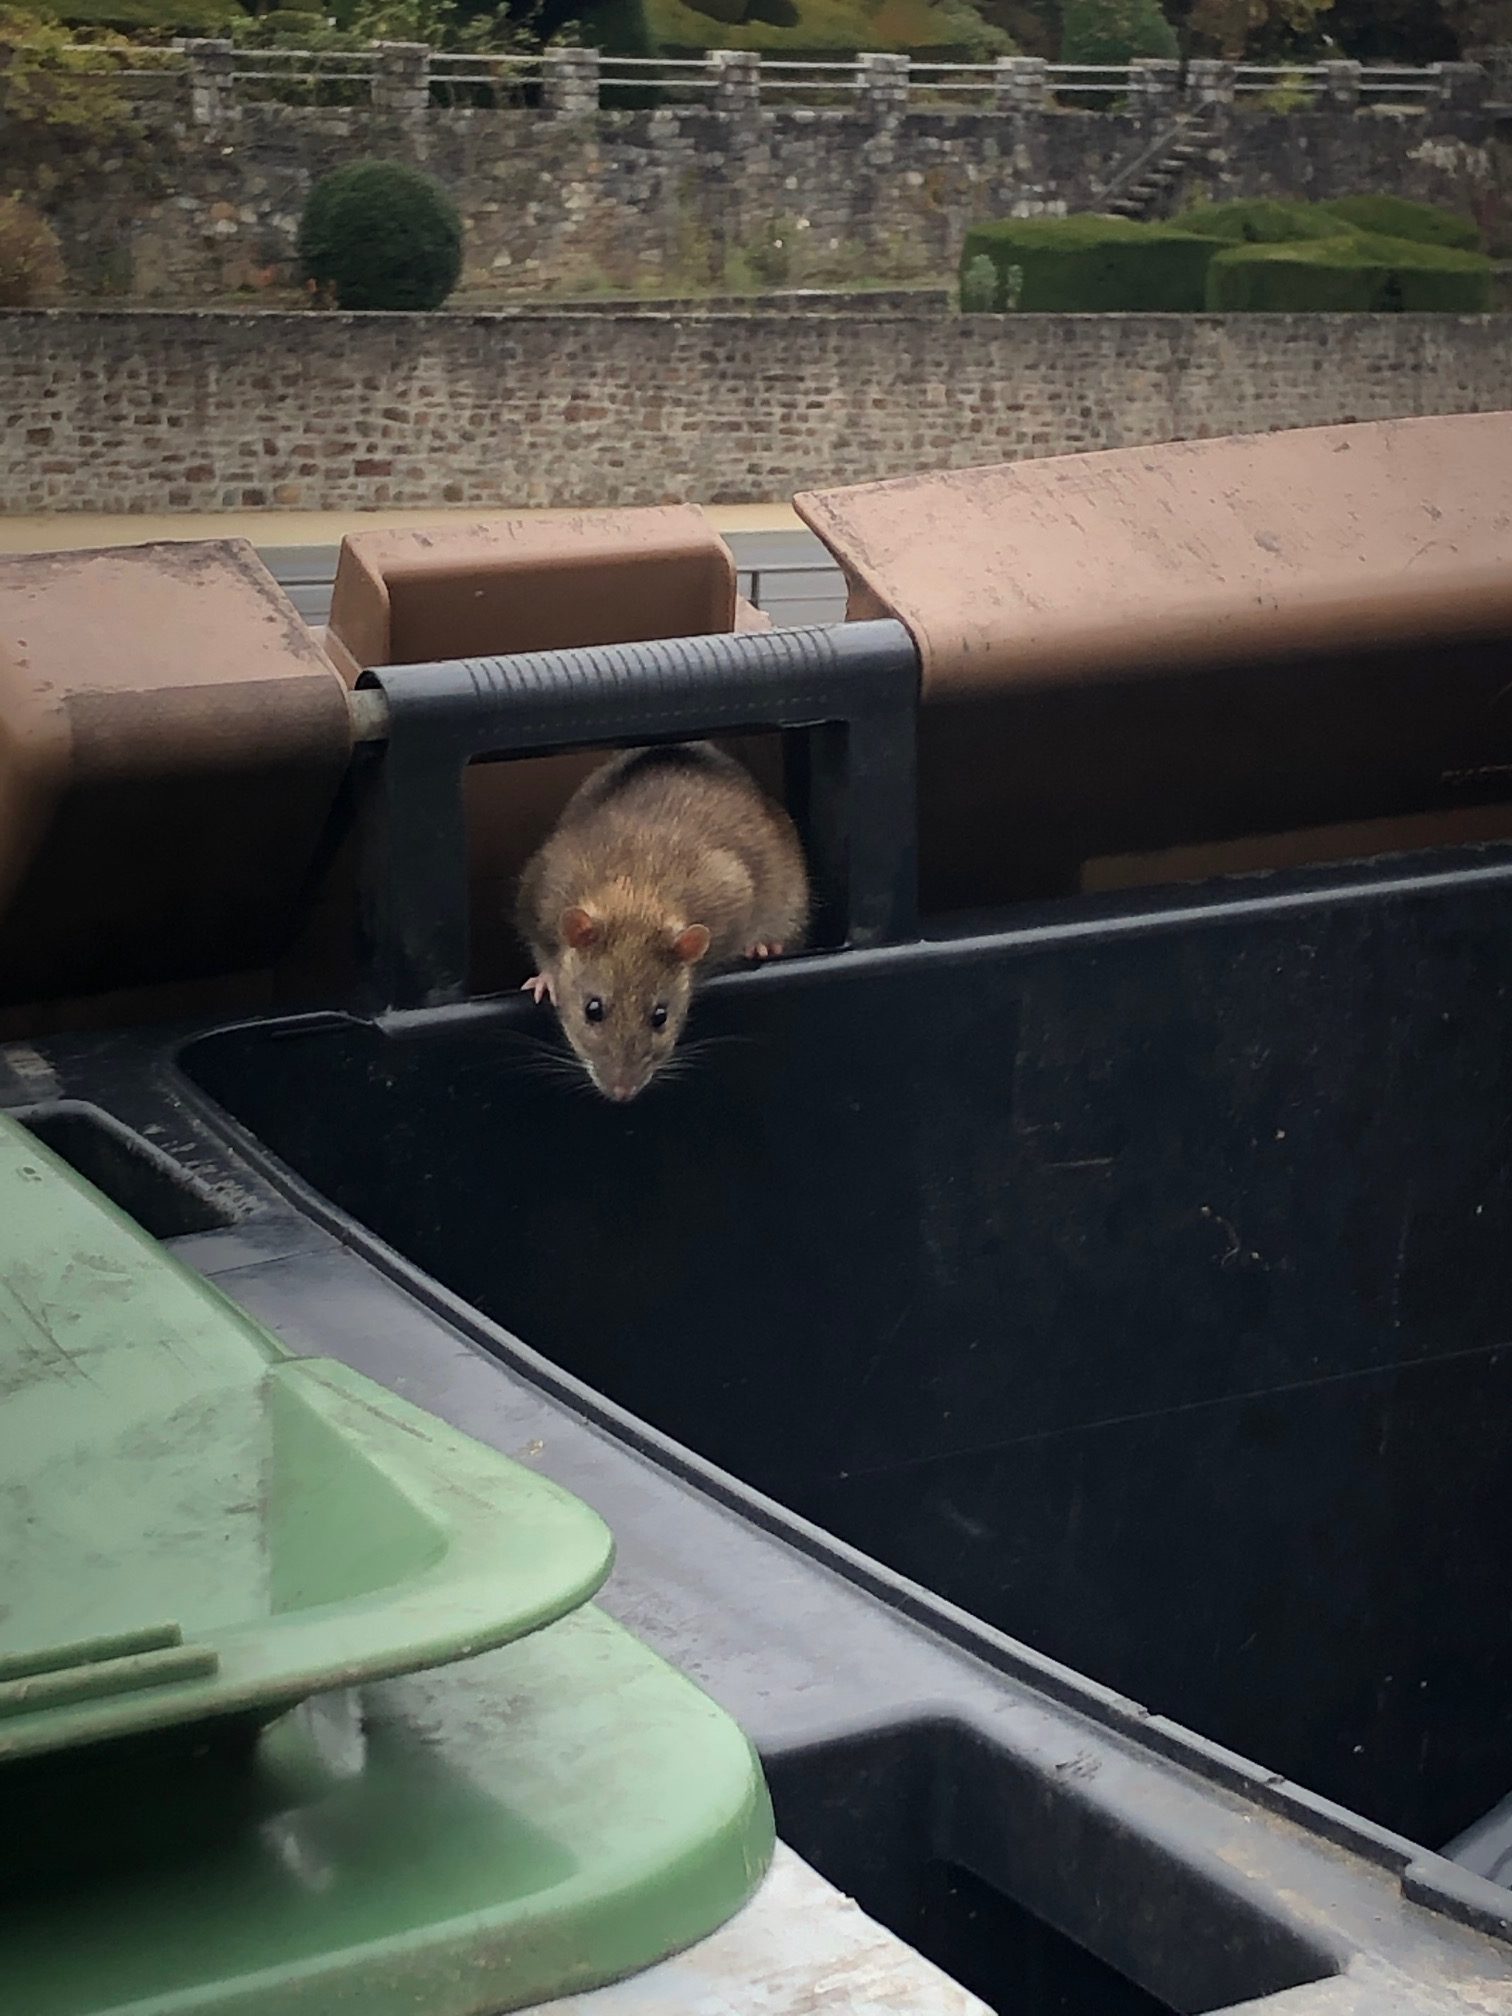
[[4, 307, 1509, 513], [22, 91, 1512, 303]]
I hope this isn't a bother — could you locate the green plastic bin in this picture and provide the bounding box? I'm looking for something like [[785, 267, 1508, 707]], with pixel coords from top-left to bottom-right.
[[0, 1114, 775, 2014], [0, 1113, 615, 1763]]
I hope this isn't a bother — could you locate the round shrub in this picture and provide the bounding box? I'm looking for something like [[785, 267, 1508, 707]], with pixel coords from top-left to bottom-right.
[[1204, 233, 1494, 314], [0, 197, 64, 307], [1059, 0, 1177, 64], [299, 159, 462, 313], [960, 214, 1214, 312], [1321, 195, 1481, 253], [1178, 198, 1344, 245]]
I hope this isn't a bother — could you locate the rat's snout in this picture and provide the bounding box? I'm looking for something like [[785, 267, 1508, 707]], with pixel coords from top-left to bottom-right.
[[595, 1064, 650, 1104]]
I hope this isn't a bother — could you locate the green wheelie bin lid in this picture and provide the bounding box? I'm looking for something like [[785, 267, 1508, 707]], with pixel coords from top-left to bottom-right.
[[0, 1112, 615, 1765], [0, 1112, 775, 2013]]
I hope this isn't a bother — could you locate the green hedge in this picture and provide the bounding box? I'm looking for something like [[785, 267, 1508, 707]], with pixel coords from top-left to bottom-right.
[[1205, 232, 1494, 313], [959, 199, 1492, 316], [1322, 195, 1481, 252], [959, 214, 1214, 311], [1177, 198, 1346, 245], [648, 0, 1008, 54]]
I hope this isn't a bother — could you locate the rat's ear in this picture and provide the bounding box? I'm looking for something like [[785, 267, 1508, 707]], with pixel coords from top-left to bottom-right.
[[561, 905, 600, 951], [670, 923, 711, 965]]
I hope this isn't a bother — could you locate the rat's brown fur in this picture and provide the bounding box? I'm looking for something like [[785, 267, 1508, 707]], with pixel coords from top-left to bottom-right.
[[514, 742, 809, 1102]]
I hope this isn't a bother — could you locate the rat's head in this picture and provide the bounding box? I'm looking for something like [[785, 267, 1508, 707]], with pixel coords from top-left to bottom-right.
[[552, 903, 709, 1102]]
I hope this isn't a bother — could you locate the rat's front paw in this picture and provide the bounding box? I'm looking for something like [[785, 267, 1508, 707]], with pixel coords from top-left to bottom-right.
[[522, 973, 554, 1005], [745, 942, 785, 962]]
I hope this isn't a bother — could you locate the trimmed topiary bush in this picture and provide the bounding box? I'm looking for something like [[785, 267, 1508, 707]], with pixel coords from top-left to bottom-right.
[[577, 0, 663, 105], [649, 0, 1012, 56], [1059, 0, 1176, 63], [299, 159, 462, 312], [1205, 233, 1494, 313], [1177, 198, 1345, 245], [1320, 195, 1481, 253], [0, 196, 64, 307], [960, 214, 1214, 312]]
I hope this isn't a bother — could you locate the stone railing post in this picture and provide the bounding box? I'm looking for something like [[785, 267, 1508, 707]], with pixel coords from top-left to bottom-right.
[[994, 55, 1047, 114], [371, 42, 430, 116], [542, 43, 599, 116], [183, 38, 235, 126], [856, 51, 910, 117], [1433, 61, 1488, 112], [1186, 58, 1235, 107], [710, 47, 759, 116], [1320, 59, 1361, 110], [1128, 56, 1179, 118]]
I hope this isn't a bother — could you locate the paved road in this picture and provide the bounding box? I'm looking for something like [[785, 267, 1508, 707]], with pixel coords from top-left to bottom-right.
[[260, 528, 848, 633]]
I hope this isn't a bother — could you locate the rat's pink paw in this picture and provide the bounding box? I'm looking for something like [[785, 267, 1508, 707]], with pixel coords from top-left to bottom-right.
[[745, 942, 785, 962], [522, 973, 553, 1005]]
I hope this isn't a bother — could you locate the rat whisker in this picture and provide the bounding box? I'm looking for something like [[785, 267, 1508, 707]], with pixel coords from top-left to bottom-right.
[[496, 1028, 569, 1058], [505, 1050, 588, 1085], [669, 1037, 761, 1072], [655, 1055, 711, 1084], [519, 1042, 579, 1064]]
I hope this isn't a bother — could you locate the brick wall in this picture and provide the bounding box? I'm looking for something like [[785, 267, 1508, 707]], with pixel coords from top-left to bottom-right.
[[26, 100, 1511, 303], [4, 308, 1509, 513]]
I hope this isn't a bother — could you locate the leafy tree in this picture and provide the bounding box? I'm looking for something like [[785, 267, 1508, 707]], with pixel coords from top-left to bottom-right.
[[1182, 0, 1332, 58], [1438, 0, 1512, 48], [0, 6, 172, 196], [1060, 0, 1178, 64]]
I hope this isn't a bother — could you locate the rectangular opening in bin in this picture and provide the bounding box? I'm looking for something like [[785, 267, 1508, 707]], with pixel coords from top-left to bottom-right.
[[766, 1723, 1331, 2016], [17, 1104, 236, 1239], [179, 853, 1512, 1859]]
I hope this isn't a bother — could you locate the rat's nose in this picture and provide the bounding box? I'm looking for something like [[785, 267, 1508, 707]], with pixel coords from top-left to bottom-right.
[[607, 1083, 634, 1103]]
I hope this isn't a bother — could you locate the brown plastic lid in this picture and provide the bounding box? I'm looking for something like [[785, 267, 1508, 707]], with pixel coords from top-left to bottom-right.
[[324, 507, 739, 682], [796, 413, 1512, 692], [0, 541, 350, 1012]]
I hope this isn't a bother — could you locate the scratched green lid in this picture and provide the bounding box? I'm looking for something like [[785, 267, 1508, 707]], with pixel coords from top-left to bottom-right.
[[0, 1113, 614, 1764], [10, 1602, 775, 2016]]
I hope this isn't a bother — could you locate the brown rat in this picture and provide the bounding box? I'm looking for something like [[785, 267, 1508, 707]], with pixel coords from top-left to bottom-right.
[[514, 741, 809, 1102]]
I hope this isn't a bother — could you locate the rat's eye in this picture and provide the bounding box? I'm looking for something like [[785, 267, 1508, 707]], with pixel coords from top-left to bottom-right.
[[649, 1003, 669, 1032], [584, 996, 605, 1024]]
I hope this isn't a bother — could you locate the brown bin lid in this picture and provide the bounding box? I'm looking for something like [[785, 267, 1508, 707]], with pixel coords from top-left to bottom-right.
[[795, 414, 1512, 692], [325, 507, 739, 680], [0, 541, 350, 1010]]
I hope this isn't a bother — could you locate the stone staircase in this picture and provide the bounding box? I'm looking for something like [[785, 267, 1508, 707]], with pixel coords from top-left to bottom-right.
[[1098, 108, 1221, 221]]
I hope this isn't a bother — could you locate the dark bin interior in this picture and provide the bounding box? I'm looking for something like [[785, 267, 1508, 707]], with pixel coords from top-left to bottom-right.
[[182, 852, 1512, 1859], [763, 1723, 1325, 2015], [19, 1102, 237, 1239]]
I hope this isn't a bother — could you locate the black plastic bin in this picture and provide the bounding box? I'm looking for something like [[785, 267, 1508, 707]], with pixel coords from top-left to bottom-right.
[[185, 838, 1512, 1863], [162, 611, 1512, 1988]]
